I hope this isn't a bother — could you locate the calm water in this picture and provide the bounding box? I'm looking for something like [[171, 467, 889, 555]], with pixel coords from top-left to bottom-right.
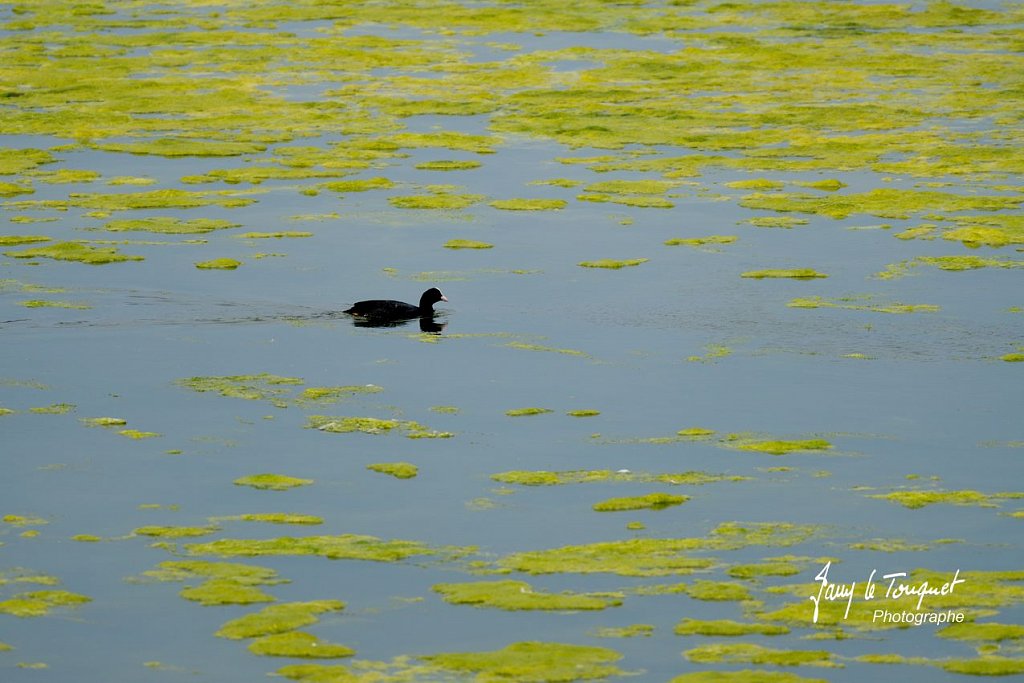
[[2, 1, 1023, 681]]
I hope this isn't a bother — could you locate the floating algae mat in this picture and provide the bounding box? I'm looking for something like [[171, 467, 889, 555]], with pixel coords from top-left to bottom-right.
[[1, 0, 1022, 681], [432, 580, 623, 611], [4, 242, 144, 265]]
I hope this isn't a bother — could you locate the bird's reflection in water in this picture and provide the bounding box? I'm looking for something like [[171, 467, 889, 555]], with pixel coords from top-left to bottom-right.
[[418, 317, 446, 334], [351, 315, 447, 334]]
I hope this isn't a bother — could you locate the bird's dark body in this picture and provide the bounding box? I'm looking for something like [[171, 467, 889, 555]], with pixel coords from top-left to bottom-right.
[[344, 288, 447, 321], [344, 299, 421, 319]]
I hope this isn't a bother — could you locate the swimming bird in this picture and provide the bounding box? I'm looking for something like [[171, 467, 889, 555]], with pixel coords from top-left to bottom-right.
[[344, 287, 447, 321]]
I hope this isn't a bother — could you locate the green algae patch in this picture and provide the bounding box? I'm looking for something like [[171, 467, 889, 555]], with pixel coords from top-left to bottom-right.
[[936, 215, 1024, 248], [877, 255, 1024, 280], [501, 539, 716, 577], [592, 493, 689, 512], [176, 373, 304, 405], [586, 180, 677, 195], [730, 439, 833, 456], [579, 193, 674, 208], [727, 561, 802, 580], [505, 407, 553, 417], [134, 525, 219, 539], [505, 342, 589, 357], [366, 462, 418, 479], [849, 538, 934, 553], [19, 299, 90, 309], [274, 664, 363, 682], [675, 618, 789, 637], [249, 632, 355, 659], [2, 515, 48, 527], [795, 180, 847, 192], [422, 641, 625, 682], [389, 193, 484, 210], [738, 189, 1022, 221], [444, 239, 493, 249], [726, 179, 785, 191], [308, 415, 452, 439], [234, 231, 313, 239], [4, 241, 143, 265], [185, 534, 462, 563], [492, 471, 577, 486], [142, 560, 285, 591], [685, 580, 753, 602], [0, 149, 54, 175], [742, 269, 827, 280], [180, 579, 277, 607], [492, 469, 745, 487], [216, 601, 345, 640], [671, 672, 829, 683], [103, 218, 239, 235], [684, 643, 837, 667], [290, 213, 340, 222], [940, 657, 1024, 676], [67, 190, 257, 212], [186, 167, 345, 186], [0, 235, 49, 246], [678, 428, 717, 438], [938, 622, 1024, 642], [531, 179, 581, 189], [788, 296, 939, 314], [578, 258, 648, 269], [857, 654, 932, 666], [214, 513, 323, 526], [592, 624, 654, 639], [1000, 352, 1024, 362], [432, 580, 622, 611], [29, 403, 75, 415], [118, 429, 161, 439], [416, 160, 482, 171], [0, 590, 91, 618], [0, 570, 58, 585], [709, 522, 819, 549], [745, 216, 810, 229], [686, 345, 732, 364], [869, 489, 1008, 509], [89, 139, 266, 158], [387, 132, 498, 155], [490, 198, 567, 211], [234, 474, 314, 491], [926, 256, 1024, 273], [107, 177, 156, 187], [895, 226, 936, 241], [665, 236, 738, 247], [568, 410, 600, 417], [195, 258, 242, 270], [944, 227, 1024, 249], [297, 385, 383, 404], [0, 182, 32, 198], [320, 178, 395, 193]]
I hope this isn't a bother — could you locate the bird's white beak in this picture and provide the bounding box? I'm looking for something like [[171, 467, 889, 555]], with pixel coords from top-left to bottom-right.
[[440, 294, 448, 302]]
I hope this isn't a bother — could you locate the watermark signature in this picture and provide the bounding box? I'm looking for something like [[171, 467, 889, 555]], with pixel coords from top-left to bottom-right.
[[809, 560, 966, 624]]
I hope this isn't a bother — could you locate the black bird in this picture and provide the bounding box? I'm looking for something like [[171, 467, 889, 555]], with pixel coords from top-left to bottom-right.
[[344, 287, 447, 322]]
